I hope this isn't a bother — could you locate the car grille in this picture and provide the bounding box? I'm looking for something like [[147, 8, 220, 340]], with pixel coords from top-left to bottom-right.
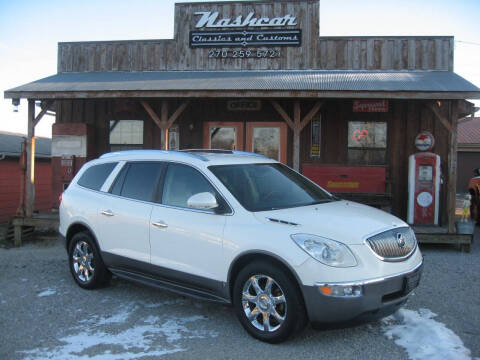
[[366, 227, 417, 261]]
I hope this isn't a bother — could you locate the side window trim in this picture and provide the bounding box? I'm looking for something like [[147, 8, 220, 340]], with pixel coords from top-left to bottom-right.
[[101, 161, 127, 192]]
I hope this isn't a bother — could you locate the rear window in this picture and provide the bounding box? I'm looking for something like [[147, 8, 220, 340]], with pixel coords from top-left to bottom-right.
[[77, 163, 117, 191]]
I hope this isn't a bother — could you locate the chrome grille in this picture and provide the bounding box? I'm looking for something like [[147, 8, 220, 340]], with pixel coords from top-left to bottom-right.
[[366, 227, 417, 261]]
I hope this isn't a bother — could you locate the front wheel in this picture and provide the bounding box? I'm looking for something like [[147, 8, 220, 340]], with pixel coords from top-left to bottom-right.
[[233, 261, 307, 343]]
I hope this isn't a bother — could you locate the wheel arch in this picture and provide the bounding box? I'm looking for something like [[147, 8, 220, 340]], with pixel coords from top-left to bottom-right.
[[66, 222, 102, 256], [227, 250, 305, 303]]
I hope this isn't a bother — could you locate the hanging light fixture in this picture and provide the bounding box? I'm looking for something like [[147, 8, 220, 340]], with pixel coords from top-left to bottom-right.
[[12, 98, 20, 112]]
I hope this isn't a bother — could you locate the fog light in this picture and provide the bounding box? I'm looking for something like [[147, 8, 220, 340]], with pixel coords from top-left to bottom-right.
[[319, 284, 362, 297]]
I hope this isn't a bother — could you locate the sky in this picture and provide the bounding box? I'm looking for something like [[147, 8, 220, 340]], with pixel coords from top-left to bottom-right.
[[0, 0, 479, 138]]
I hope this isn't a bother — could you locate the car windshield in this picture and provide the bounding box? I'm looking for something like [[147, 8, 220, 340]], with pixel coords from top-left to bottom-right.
[[209, 163, 335, 212]]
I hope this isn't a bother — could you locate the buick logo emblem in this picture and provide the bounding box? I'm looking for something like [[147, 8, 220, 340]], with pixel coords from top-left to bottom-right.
[[396, 233, 406, 248]]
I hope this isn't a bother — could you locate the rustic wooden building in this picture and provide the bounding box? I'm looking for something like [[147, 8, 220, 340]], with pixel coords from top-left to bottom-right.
[[0, 131, 52, 223], [4, 0, 480, 240]]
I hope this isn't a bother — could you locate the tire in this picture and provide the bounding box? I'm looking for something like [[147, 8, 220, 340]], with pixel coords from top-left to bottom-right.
[[68, 231, 111, 289], [233, 260, 307, 343]]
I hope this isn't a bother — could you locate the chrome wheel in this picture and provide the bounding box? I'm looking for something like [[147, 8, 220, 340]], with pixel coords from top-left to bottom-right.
[[72, 241, 94, 283], [242, 274, 287, 332]]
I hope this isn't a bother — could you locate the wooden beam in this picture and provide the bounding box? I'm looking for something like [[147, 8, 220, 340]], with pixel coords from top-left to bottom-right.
[[294, 101, 301, 126], [426, 101, 452, 133], [447, 100, 458, 234], [26, 100, 36, 219], [33, 100, 54, 127], [140, 100, 165, 129], [299, 100, 323, 131], [167, 101, 189, 129], [270, 101, 295, 130]]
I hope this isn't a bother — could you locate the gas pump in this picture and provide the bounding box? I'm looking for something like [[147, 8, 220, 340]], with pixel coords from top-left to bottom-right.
[[407, 152, 441, 225]]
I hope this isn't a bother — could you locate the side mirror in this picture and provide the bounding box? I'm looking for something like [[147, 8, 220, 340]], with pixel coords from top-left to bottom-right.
[[187, 192, 218, 210]]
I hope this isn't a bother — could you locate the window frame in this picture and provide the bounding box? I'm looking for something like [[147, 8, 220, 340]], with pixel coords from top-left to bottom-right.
[[108, 119, 145, 152], [76, 162, 118, 192], [159, 162, 232, 215], [106, 160, 233, 214], [108, 161, 165, 203], [346, 120, 388, 166]]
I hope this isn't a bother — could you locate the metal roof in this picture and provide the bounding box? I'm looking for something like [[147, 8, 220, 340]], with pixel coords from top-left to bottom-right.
[[0, 131, 51, 158], [5, 70, 480, 99], [458, 117, 480, 145]]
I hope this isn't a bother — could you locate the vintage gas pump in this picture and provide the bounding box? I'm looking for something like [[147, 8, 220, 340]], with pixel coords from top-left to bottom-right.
[[407, 132, 441, 225]]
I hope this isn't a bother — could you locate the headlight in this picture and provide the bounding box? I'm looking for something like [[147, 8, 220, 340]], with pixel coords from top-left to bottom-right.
[[291, 233, 357, 267]]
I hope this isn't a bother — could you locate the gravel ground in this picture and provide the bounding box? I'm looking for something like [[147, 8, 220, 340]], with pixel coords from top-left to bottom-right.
[[0, 228, 479, 360]]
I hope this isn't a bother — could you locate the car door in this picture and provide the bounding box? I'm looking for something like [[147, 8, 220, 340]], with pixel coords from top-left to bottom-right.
[[97, 161, 163, 267], [149, 162, 228, 283]]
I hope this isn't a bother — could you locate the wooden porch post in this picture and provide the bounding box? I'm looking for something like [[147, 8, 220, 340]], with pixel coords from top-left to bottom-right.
[[271, 100, 323, 172], [426, 100, 459, 233], [26, 99, 36, 218], [447, 100, 458, 233]]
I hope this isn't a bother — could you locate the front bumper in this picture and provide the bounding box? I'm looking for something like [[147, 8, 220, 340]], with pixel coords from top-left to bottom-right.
[[302, 259, 423, 324]]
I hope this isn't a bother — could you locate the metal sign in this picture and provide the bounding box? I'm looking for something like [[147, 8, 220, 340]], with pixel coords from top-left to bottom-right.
[[414, 131, 435, 152], [227, 100, 261, 111], [194, 11, 297, 29], [189, 29, 302, 48], [353, 100, 388, 112]]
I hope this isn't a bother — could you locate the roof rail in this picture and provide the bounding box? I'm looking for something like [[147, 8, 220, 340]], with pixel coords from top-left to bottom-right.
[[180, 149, 233, 154], [99, 150, 169, 158]]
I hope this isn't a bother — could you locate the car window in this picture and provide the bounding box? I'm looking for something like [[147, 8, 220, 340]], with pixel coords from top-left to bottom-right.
[[115, 162, 163, 202], [162, 163, 217, 209], [209, 163, 334, 212], [109, 164, 129, 195], [77, 162, 117, 191]]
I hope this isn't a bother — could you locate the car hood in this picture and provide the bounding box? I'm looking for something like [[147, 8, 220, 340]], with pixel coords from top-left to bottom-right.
[[253, 200, 408, 245]]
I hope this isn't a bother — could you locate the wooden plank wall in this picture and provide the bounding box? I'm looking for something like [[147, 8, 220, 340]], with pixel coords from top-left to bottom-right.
[[58, 37, 453, 73], [57, 0, 453, 72], [56, 97, 454, 223], [300, 99, 453, 222]]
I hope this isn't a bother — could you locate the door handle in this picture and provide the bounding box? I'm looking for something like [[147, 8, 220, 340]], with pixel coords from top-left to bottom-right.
[[101, 210, 114, 217], [152, 221, 168, 228]]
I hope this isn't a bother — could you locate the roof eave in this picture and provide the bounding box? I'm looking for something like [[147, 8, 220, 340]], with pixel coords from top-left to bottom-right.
[[5, 89, 480, 100]]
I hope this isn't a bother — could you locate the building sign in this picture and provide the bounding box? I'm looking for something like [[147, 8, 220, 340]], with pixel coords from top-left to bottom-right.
[[227, 100, 261, 111], [310, 118, 321, 157], [415, 131, 435, 152], [190, 30, 301, 48], [194, 11, 297, 28], [353, 100, 389, 112]]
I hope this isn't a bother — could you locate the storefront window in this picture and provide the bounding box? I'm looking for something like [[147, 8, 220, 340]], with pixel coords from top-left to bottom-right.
[[210, 127, 236, 150], [252, 127, 281, 161], [109, 120, 144, 151], [347, 121, 387, 165]]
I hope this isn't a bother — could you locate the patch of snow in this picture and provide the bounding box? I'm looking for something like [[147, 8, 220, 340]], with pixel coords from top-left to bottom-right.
[[1, 300, 6, 304], [21, 278, 28, 282], [20, 302, 217, 360], [382, 308, 472, 360], [37, 288, 56, 297]]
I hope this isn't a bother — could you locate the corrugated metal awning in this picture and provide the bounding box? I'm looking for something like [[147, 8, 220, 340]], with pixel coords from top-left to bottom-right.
[[4, 70, 480, 99]]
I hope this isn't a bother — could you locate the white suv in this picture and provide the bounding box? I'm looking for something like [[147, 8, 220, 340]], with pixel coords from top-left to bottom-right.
[[59, 150, 423, 343]]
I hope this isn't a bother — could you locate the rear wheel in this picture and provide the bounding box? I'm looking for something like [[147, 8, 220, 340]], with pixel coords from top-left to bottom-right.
[[68, 231, 111, 289], [233, 261, 307, 343]]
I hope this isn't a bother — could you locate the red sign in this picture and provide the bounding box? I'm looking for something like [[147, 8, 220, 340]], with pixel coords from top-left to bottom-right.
[[414, 131, 435, 152], [302, 165, 386, 194], [353, 100, 388, 112]]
